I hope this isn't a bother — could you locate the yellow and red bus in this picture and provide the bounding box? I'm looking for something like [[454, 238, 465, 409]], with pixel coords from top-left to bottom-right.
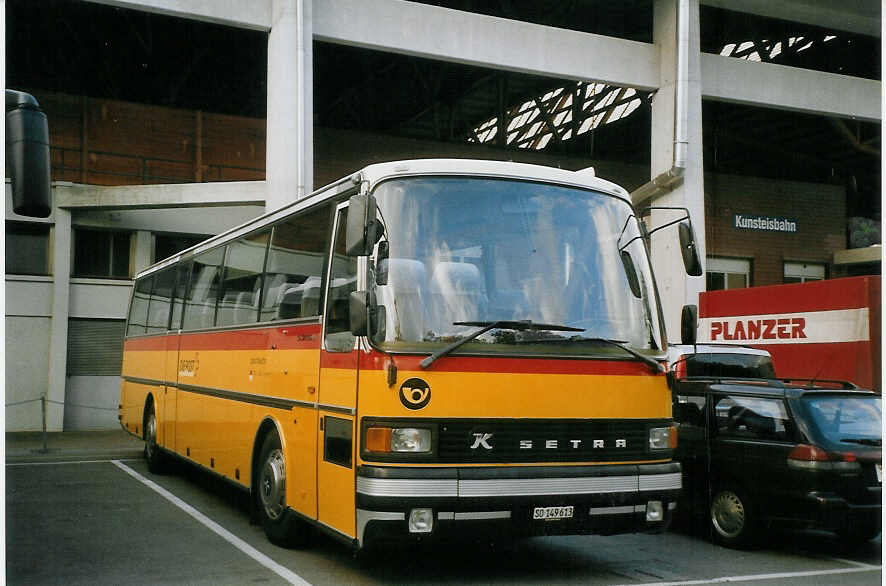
[[121, 159, 694, 549]]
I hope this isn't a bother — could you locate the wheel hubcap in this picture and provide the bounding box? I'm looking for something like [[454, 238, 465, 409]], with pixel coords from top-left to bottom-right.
[[711, 490, 745, 539], [145, 412, 157, 459], [259, 448, 285, 520]]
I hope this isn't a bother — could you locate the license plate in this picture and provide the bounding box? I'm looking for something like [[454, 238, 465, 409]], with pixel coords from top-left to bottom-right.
[[876, 463, 882, 483], [533, 506, 574, 520]]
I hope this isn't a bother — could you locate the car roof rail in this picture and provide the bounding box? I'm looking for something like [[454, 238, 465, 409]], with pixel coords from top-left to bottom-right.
[[778, 378, 860, 390]]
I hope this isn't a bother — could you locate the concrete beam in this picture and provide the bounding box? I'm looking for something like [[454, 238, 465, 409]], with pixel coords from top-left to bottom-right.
[[701, 54, 881, 121], [701, 0, 880, 38], [83, 0, 272, 31], [53, 181, 267, 210], [834, 246, 882, 265], [313, 0, 661, 90]]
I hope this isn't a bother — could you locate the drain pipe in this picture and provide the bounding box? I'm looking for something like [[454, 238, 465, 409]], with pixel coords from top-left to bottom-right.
[[632, 0, 690, 204]]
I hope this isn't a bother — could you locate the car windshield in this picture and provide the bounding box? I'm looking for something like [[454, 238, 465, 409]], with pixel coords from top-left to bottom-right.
[[803, 395, 882, 445], [368, 176, 665, 357], [685, 353, 775, 378]]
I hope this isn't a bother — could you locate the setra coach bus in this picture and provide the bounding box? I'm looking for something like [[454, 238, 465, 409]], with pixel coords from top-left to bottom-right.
[[120, 159, 700, 549]]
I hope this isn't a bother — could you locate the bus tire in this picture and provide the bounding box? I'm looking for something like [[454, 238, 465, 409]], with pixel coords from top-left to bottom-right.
[[144, 401, 166, 474], [255, 431, 310, 548]]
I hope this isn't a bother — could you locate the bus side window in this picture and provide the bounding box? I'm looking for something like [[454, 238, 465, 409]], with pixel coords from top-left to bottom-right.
[[262, 204, 331, 322], [217, 229, 270, 327], [169, 261, 191, 331], [182, 247, 225, 330], [127, 275, 152, 336], [325, 207, 357, 352], [146, 266, 176, 333]]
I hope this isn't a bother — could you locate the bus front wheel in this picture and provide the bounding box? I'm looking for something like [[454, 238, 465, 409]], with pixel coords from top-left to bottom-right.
[[255, 431, 310, 548]]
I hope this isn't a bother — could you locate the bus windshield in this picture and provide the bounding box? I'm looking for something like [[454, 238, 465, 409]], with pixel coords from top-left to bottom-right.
[[370, 176, 665, 358]]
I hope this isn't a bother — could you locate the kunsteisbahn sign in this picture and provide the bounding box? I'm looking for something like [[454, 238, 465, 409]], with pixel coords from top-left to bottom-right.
[[698, 276, 880, 392]]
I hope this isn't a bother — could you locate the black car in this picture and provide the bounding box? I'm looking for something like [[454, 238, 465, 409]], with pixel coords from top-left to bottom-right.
[[673, 379, 882, 548]]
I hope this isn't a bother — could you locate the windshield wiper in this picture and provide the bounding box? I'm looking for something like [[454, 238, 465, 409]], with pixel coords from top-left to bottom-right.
[[419, 320, 583, 370], [840, 437, 882, 446], [579, 337, 664, 373]]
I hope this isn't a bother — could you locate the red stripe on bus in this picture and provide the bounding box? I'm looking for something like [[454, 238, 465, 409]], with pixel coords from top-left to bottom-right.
[[125, 330, 662, 376], [321, 351, 359, 369], [124, 336, 169, 352], [358, 351, 662, 376], [124, 324, 323, 352]]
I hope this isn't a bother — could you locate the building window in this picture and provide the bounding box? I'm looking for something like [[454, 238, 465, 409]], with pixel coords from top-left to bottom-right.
[[784, 261, 825, 284], [6, 221, 50, 275], [73, 228, 132, 279], [706, 257, 751, 291], [154, 233, 209, 264]]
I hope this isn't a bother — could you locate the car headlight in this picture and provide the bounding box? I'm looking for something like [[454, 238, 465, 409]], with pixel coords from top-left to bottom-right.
[[649, 426, 678, 450], [365, 426, 432, 453]]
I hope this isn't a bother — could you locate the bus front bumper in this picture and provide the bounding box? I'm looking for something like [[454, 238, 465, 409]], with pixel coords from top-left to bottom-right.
[[355, 463, 681, 546]]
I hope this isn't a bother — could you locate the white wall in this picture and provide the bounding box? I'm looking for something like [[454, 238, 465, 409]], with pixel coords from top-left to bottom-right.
[[5, 316, 52, 431], [63, 376, 124, 430]]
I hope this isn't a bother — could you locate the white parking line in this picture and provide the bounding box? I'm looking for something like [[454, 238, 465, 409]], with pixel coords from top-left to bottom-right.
[[610, 564, 881, 586], [7, 458, 141, 466], [112, 460, 311, 586]]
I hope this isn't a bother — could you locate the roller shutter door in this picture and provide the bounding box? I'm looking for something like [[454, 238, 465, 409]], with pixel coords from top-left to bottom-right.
[[66, 318, 126, 376]]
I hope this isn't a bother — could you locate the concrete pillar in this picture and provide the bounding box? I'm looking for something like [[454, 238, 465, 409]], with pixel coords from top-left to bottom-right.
[[46, 208, 72, 431], [650, 0, 706, 340], [133, 230, 153, 274], [266, 0, 313, 212]]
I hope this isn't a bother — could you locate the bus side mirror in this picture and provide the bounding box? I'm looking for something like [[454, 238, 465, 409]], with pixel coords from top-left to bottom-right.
[[350, 289, 382, 337], [6, 90, 51, 218], [681, 304, 698, 345], [678, 221, 702, 276], [346, 192, 379, 256], [349, 291, 369, 336]]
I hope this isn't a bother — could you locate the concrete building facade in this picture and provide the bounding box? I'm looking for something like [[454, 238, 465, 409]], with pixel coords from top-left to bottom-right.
[[5, 0, 880, 430]]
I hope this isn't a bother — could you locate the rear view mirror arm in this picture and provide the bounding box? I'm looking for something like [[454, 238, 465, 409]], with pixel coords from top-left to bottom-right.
[[642, 206, 691, 238]]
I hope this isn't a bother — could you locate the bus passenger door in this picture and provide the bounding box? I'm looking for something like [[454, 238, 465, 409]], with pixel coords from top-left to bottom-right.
[[162, 261, 190, 453], [317, 203, 359, 538], [161, 333, 179, 452]]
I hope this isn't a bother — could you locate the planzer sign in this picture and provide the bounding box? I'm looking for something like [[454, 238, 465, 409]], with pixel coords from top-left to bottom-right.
[[698, 276, 880, 391]]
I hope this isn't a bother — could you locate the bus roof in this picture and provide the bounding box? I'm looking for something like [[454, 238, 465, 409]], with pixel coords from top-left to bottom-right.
[[358, 159, 630, 201], [135, 158, 632, 279]]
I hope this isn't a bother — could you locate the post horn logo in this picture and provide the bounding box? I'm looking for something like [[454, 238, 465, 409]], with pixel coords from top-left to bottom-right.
[[399, 378, 431, 410]]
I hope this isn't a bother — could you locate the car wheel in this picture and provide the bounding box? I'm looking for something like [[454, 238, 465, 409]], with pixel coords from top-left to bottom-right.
[[144, 402, 166, 474], [255, 431, 310, 548], [836, 522, 881, 547], [709, 486, 758, 548]]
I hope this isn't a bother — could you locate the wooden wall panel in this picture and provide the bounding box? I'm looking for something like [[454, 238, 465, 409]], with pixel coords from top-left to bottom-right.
[[29, 90, 266, 186]]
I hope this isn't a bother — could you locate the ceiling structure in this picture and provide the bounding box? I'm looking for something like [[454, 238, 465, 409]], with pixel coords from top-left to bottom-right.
[[7, 0, 881, 216]]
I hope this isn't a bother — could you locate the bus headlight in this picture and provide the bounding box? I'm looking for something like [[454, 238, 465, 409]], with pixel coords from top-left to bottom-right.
[[649, 426, 677, 450], [365, 426, 432, 453]]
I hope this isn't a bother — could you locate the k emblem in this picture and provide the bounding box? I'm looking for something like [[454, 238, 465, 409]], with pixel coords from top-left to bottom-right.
[[470, 433, 494, 450]]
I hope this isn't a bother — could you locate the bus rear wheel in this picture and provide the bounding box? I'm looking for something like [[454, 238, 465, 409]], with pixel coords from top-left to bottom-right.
[[144, 401, 166, 474], [255, 431, 310, 548]]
